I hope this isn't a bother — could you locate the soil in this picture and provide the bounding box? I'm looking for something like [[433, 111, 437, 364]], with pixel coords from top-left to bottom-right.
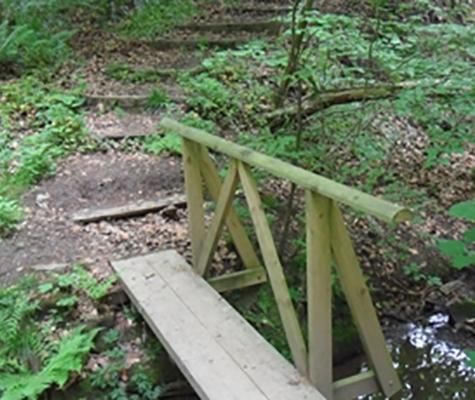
[[0, 151, 184, 285]]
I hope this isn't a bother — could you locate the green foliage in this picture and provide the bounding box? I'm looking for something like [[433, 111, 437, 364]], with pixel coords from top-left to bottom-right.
[[465, 350, 475, 368], [437, 199, 475, 269], [0, 279, 99, 400], [403, 262, 442, 286], [118, 0, 197, 39], [0, 196, 22, 235], [143, 133, 181, 156], [90, 348, 162, 400], [0, 79, 89, 234], [147, 88, 170, 109]]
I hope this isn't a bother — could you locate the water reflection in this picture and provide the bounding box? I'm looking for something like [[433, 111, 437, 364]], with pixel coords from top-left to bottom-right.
[[365, 314, 474, 399]]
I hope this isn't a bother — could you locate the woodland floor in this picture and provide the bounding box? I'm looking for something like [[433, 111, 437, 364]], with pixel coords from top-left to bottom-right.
[[0, 0, 474, 398]]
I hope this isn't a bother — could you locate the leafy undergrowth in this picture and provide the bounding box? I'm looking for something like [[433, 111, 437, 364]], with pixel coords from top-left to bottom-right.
[[0, 266, 170, 400], [0, 78, 96, 235], [169, 0, 475, 356]]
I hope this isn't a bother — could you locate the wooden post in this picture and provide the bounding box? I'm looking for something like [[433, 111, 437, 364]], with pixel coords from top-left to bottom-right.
[[198, 147, 261, 270], [238, 162, 308, 376], [196, 161, 239, 277], [330, 203, 401, 397], [305, 191, 333, 399], [182, 139, 205, 268]]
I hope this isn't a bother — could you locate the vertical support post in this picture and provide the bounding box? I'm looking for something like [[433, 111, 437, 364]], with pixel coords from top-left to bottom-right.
[[238, 162, 308, 376], [182, 139, 205, 269], [330, 203, 401, 398], [305, 191, 333, 399]]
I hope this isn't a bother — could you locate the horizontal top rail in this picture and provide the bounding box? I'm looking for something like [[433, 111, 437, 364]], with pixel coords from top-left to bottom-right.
[[160, 118, 414, 224]]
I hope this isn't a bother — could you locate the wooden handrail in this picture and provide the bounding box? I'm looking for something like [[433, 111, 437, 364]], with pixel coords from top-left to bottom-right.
[[164, 117, 408, 399], [160, 118, 414, 224]]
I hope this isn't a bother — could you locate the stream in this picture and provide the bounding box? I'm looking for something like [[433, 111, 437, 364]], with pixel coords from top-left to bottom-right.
[[365, 314, 474, 399]]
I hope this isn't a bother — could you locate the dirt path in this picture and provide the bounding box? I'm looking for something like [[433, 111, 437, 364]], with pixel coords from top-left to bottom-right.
[[0, 152, 186, 284], [1, 2, 292, 284]]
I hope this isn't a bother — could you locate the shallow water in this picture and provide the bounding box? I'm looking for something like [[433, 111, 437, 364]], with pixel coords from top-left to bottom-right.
[[365, 314, 475, 399]]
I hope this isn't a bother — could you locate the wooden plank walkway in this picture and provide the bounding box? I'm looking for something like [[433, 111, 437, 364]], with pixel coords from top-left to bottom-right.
[[112, 250, 325, 400]]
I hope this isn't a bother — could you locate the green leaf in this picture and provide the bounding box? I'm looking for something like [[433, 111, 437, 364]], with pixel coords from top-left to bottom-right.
[[464, 227, 475, 243], [449, 200, 475, 221], [38, 283, 54, 294], [437, 239, 466, 257], [452, 253, 475, 269], [465, 350, 475, 368]]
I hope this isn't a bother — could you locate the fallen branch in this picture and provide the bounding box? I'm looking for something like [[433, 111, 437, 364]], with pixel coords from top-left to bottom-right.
[[266, 81, 426, 123]]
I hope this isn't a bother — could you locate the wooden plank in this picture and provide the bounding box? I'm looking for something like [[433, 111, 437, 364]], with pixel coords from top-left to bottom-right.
[[330, 203, 402, 397], [196, 161, 239, 276], [333, 371, 380, 400], [305, 191, 333, 399], [182, 139, 206, 268], [198, 147, 261, 270], [72, 195, 186, 223], [208, 268, 267, 293], [114, 250, 324, 400], [160, 118, 413, 224], [238, 162, 308, 376], [112, 256, 268, 400]]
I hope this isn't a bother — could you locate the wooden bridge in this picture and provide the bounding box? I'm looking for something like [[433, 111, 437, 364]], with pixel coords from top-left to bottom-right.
[[112, 117, 413, 400]]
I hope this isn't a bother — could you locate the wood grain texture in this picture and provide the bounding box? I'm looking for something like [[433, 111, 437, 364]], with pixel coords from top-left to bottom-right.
[[238, 162, 308, 376], [112, 251, 325, 400], [306, 191, 333, 399], [330, 203, 401, 397], [182, 139, 205, 268]]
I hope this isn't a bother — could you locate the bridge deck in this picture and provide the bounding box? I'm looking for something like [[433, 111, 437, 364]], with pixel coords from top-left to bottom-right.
[[112, 250, 325, 400]]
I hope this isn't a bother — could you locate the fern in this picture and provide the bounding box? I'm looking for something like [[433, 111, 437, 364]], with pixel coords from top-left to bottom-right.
[[0, 327, 100, 400]]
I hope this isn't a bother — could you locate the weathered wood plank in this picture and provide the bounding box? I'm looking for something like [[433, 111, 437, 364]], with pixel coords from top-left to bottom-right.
[[238, 162, 308, 376], [182, 139, 205, 268], [72, 195, 186, 223], [113, 250, 324, 400], [330, 203, 401, 397], [160, 118, 413, 224], [112, 255, 268, 400], [333, 371, 380, 400], [208, 268, 267, 293], [305, 191, 333, 399], [196, 161, 239, 276], [198, 147, 261, 269]]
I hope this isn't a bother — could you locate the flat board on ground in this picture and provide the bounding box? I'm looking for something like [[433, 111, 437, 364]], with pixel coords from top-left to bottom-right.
[[112, 250, 325, 400]]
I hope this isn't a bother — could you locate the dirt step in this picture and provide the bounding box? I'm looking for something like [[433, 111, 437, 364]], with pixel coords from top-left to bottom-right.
[[85, 111, 162, 139], [132, 37, 252, 51], [178, 20, 284, 35]]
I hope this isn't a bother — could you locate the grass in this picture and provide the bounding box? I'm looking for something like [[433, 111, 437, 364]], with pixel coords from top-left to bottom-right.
[[117, 0, 198, 39]]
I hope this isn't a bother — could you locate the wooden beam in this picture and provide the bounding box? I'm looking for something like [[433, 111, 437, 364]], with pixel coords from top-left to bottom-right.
[[306, 191, 333, 399], [160, 118, 413, 224], [208, 268, 267, 293], [72, 195, 186, 223], [182, 139, 206, 268], [333, 371, 380, 400], [238, 162, 308, 376], [330, 203, 401, 398], [197, 147, 261, 270], [197, 161, 239, 276]]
